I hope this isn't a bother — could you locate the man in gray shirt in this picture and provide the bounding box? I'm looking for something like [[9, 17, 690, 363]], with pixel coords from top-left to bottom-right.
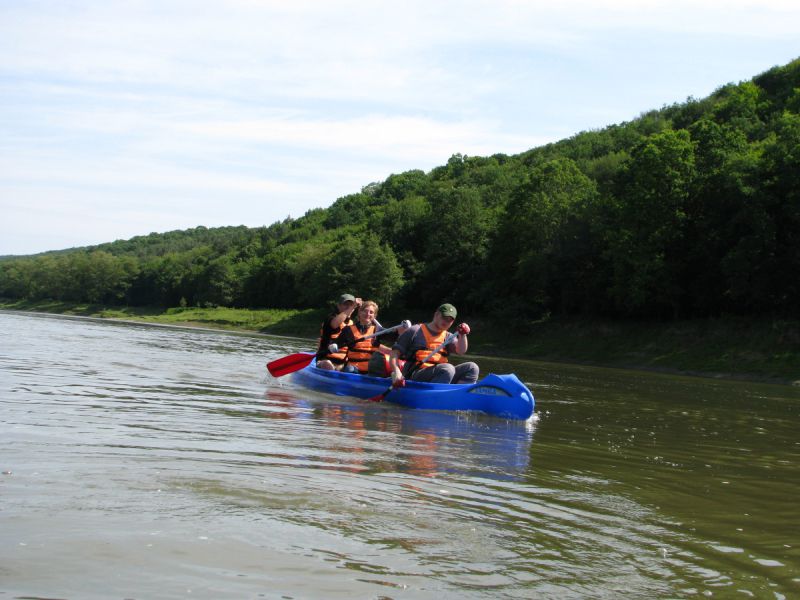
[[390, 303, 479, 385]]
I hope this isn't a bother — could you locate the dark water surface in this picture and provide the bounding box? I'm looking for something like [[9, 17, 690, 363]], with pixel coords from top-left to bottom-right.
[[1, 311, 798, 599]]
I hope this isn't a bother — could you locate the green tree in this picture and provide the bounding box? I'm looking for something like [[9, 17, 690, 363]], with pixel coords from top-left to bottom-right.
[[195, 254, 238, 307], [730, 110, 800, 312], [605, 129, 696, 317], [285, 233, 404, 307], [324, 193, 373, 229], [711, 81, 766, 139], [323, 233, 404, 306], [489, 158, 599, 317], [414, 186, 495, 311], [243, 246, 298, 308], [377, 170, 428, 201], [379, 195, 431, 256], [686, 118, 759, 314]]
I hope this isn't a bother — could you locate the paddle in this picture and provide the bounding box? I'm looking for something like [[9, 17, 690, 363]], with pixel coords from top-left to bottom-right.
[[326, 319, 411, 355], [367, 331, 459, 402], [266, 320, 411, 377]]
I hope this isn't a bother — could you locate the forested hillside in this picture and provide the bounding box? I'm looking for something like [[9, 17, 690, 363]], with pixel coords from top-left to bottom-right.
[[2, 58, 799, 322]]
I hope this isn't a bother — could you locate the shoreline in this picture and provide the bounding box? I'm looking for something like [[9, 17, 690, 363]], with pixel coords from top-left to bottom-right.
[[0, 308, 311, 341], [2, 302, 798, 387]]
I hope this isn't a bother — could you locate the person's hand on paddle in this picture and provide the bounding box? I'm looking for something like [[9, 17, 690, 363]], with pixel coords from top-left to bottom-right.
[[391, 368, 406, 388], [397, 319, 411, 335], [457, 322, 471, 336]]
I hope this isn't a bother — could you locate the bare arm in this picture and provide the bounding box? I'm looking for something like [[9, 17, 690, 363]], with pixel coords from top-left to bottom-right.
[[329, 298, 361, 329], [451, 323, 470, 354], [389, 326, 413, 384], [389, 348, 404, 384]]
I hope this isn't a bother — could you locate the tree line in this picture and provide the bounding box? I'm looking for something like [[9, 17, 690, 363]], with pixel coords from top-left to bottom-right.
[[2, 58, 799, 322]]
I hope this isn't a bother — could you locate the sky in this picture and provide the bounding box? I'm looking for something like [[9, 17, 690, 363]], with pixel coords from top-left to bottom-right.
[[1, 1, 798, 256]]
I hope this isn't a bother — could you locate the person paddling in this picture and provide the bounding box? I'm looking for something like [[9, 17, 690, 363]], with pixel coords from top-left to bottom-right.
[[389, 303, 478, 385], [337, 300, 393, 374], [316, 293, 361, 370]]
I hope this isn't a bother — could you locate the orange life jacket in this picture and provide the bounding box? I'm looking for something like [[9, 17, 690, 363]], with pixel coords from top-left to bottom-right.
[[413, 323, 450, 368], [317, 317, 352, 363], [344, 323, 377, 373]]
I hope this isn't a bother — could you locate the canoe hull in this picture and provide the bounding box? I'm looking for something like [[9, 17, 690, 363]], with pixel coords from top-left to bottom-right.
[[290, 356, 535, 420]]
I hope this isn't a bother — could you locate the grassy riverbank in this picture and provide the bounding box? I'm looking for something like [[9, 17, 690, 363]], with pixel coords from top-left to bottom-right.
[[0, 300, 322, 337], [2, 299, 798, 385]]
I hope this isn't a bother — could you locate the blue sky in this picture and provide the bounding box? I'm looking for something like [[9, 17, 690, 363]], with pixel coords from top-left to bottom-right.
[[1, 0, 798, 256]]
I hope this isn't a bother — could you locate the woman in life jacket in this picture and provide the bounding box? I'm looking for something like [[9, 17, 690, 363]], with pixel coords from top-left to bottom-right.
[[316, 293, 361, 370], [337, 301, 395, 374]]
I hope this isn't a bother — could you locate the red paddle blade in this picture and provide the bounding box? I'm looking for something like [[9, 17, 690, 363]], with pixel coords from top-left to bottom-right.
[[368, 380, 403, 402], [367, 388, 391, 402], [266, 352, 315, 377]]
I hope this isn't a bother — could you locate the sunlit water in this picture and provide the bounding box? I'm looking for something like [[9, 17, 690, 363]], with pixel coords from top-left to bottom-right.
[[1, 311, 798, 599]]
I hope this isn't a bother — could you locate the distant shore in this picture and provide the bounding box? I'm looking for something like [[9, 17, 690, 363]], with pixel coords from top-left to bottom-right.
[[2, 300, 798, 386]]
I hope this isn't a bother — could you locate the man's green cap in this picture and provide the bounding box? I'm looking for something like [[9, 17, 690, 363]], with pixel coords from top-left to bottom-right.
[[338, 293, 356, 304], [437, 303, 457, 318]]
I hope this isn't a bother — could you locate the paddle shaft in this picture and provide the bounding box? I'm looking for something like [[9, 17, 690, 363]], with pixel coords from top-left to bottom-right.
[[328, 319, 411, 353], [419, 331, 459, 366]]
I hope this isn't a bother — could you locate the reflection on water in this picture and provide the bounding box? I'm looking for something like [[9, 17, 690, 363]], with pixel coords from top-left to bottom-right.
[[260, 386, 537, 479], [1, 310, 798, 599]]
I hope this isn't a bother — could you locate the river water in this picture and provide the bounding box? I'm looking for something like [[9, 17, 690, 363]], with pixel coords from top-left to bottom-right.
[[1, 311, 798, 599]]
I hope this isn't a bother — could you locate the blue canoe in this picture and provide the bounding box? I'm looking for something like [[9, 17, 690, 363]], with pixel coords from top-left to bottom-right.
[[291, 355, 535, 420]]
